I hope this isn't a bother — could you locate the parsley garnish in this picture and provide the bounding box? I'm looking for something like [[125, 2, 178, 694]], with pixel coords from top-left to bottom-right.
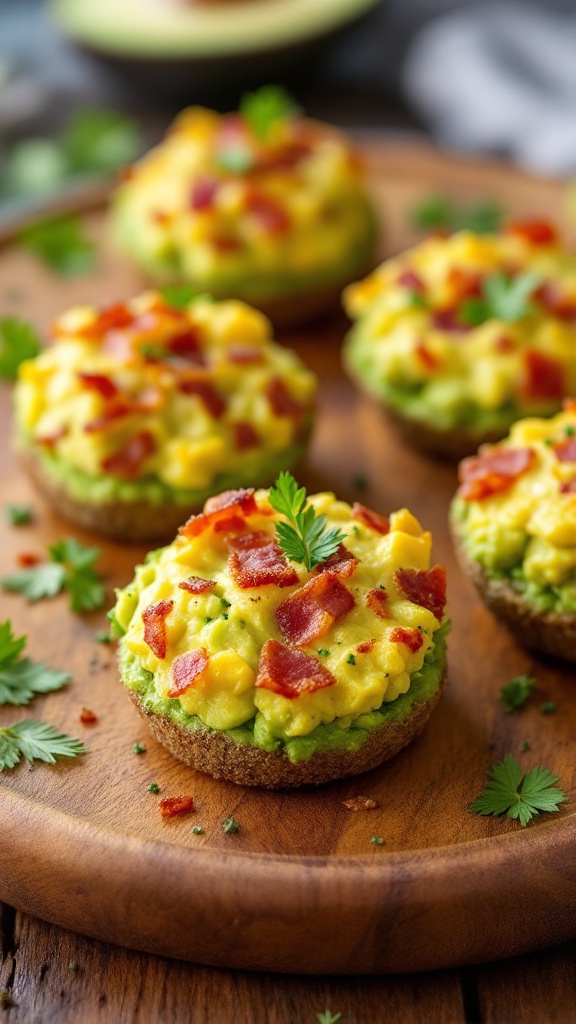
[[318, 649, 330, 657], [1, 536, 105, 612], [316, 1012, 342, 1024], [159, 283, 199, 309], [521, 739, 531, 752], [4, 504, 34, 526], [499, 675, 535, 713], [412, 195, 503, 235], [346, 653, 356, 665], [540, 701, 557, 714], [222, 817, 239, 833], [62, 107, 141, 175], [370, 835, 385, 846], [269, 471, 347, 572], [240, 85, 298, 141], [94, 629, 111, 644], [148, 782, 160, 793], [133, 743, 146, 755], [459, 271, 540, 326], [0, 317, 41, 379], [469, 754, 567, 827], [19, 215, 96, 276], [192, 825, 205, 835], [0, 620, 70, 706], [0, 719, 86, 772]]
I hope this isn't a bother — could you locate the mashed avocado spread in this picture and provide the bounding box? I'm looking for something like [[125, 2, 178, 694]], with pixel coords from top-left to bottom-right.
[[113, 486, 448, 761], [344, 224, 576, 432], [452, 403, 576, 615]]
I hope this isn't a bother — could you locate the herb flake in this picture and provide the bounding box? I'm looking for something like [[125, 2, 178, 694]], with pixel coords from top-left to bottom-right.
[[0, 317, 42, 379], [240, 85, 298, 141], [499, 675, 535, 713], [1, 536, 105, 612], [19, 215, 96, 276]]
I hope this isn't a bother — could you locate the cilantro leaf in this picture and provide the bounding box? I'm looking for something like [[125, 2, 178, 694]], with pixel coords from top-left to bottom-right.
[[412, 195, 503, 235], [240, 85, 298, 141], [499, 675, 535, 713], [0, 719, 86, 771], [0, 620, 70, 706], [460, 271, 540, 326], [0, 317, 42, 379], [1, 537, 105, 612], [316, 1012, 342, 1024], [62, 108, 142, 174], [19, 215, 96, 276], [469, 754, 567, 827], [4, 504, 34, 526], [269, 471, 347, 572]]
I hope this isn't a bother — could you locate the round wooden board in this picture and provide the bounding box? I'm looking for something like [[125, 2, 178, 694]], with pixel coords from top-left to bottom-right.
[[1, 139, 576, 975]]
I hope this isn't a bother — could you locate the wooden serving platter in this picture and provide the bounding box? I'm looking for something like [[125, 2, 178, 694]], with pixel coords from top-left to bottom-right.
[[1, 140, 576, 975]]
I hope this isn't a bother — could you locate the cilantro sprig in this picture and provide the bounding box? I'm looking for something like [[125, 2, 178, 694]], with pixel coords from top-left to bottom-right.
[[1, 537, 105, 612], [459, 271, 540, 326], [0, 719, 86, 772], [412, 195, 504, 235], [0, 620, 70, 706], [499, 675, 535, 713], [240, 85, 298, 141], [19, 215, 96, 276], [469, 754, 567, 827], [269, 472, 347, 572], [0, 317, 42, 379]]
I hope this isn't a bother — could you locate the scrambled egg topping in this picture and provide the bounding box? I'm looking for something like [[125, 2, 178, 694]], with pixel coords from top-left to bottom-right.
[[15, 293, 316, 492], [455, 405, 576, 587], [344, 226, 576, 419], [115, 492, 445, 738], [112, 106, 375, 291]]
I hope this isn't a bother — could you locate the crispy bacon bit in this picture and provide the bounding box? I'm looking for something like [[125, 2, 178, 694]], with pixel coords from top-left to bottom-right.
[[37, 425, 68, 449], [181, 489, 257, 538], [212, 235, 242, 254], [446, 267, 483, 303], [254, 141, 311, 174], [179, 379, 226, 418], [178, 576, 216, 594], [394, 566, 447, 620], [351, 502, 390, 535], [255, 639, 337, 699], [356, 638, 377, 654], [84, 401, 132, 433], [159, 795, 196, 818], [80, 302, 134, 338], [414, 342, 440, 371], [168, 328, 202, 360], [228, 531, 299, 589], [190, 177, 220, 211], [458, 446, 535, 502], [314, 544, 357, 579], [245, 190, 291, 235], [534, 282, 576, 322], [233, 421, 259, 450], [80, 707, 98, 724], [494, 335, 516, 353], [389, 626, 424, 653], [77, 372, 119, 399], [560, 478, 576, 493], [563, 398, 576, 413], [17, 551, 41, 567], [553, 438, 576, 462], [102, 431, 155, 479], [167, 648, 209, 698], [142, 599, 174, 659], [151, 210, 170, 225], [227, 346, 264, 365], [276, 574, 355, 646], [366, 588, 389, 619], [397, 270, 425, 292], [505, 219, 558, 246], [342, 796, 379, 811], [431, 309, 469, 333], [265, 378, 303, 419], [522, 350, 565, 401]]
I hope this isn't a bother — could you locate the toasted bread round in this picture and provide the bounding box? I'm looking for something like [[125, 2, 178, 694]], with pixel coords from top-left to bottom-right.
[[376, 400, 508, 462], [127, 665, 447, 788]]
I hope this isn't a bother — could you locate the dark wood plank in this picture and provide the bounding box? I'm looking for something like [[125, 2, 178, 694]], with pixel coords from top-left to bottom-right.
[[477, 942, 576, 1024], [0, 906, 464, 1024]]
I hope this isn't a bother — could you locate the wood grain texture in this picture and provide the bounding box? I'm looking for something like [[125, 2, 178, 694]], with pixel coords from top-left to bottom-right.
[[1, 140, 576, 974]]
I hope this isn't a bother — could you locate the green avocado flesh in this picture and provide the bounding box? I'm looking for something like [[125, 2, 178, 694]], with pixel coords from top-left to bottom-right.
[[50, 0, 381, 57], [22, 438, 307, 509], [344, 323, 558, 436], [117, 622, 448, 765], [451, 499, 576, 616], [112, 199, 378, 304]]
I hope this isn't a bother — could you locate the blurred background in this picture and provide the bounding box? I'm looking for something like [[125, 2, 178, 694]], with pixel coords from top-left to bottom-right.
[[2, 0, 576, 211]]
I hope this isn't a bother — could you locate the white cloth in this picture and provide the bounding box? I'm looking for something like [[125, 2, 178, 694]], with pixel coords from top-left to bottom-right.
[[403, 1, 576, 175]]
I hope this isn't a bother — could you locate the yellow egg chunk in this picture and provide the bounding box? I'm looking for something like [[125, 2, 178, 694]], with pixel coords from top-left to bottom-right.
[[344, 222, 576, 455], [110, 91, 377, 321], [451, 402, 576, 600], [115, 485, 448, 748], [13, 291, 316, 541]]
